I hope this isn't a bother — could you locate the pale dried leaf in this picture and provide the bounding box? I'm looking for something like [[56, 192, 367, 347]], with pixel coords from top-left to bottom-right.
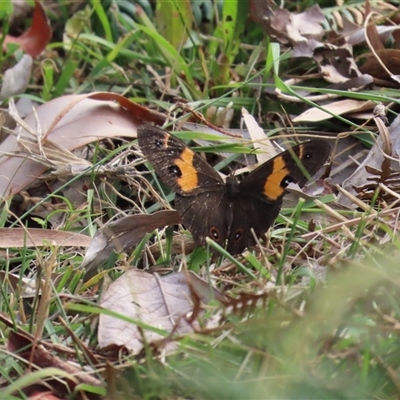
[[205, 104, 234, 128], [342, 17, 400, 46], [291, 38, 324, 58], [0, 93, 147, 198], [390, 75, 400, 83], [0, 271, 37, 297], [293, 99, 375, 123], [82, 211, 181, 277], [0, 55, 33, 101], [338, 114, 400, 207], [242, 108, 276, 163], [0, 227, 91, 248], [313, 44, 361, 83], [319, 64, 349, 84], [9, 0, 31, 26], [261, 4, 324, 47], [99, 269, 224, 354], [289, 4, 324, 41], [328, 74, 374, 91], [283, 176, 332, 210]]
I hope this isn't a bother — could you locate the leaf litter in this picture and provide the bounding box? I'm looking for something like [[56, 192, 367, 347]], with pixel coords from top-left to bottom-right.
[[3, 0, 400, 398], [99, 269, 225, 354]]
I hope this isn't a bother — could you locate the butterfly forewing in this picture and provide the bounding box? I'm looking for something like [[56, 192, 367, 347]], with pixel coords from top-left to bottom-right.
[[239, 140, 330, 202], [137, 125, 224, 196], [138, 124, 230, 250]]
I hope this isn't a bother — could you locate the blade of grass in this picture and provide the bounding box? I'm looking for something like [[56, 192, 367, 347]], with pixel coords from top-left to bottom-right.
[[135, 14, 201, 100], [90, 0, 112, 42], [276, 197, 305, 284], [205, 238, 258, 280]]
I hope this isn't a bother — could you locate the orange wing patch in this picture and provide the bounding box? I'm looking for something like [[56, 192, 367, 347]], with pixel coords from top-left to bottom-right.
[[263, 156, 289, 200], [175, 148, 199, 192]]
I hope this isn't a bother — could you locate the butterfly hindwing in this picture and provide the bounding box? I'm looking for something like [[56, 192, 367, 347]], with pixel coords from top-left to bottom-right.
[[175, 192, 229, 248], [227, 194, 282, 255]]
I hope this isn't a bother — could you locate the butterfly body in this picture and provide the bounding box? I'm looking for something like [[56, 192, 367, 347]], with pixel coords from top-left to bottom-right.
[[137, 125, 331, 255]]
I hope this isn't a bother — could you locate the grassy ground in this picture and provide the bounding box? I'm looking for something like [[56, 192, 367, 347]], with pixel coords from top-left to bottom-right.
[[2, 0, 400, 399]]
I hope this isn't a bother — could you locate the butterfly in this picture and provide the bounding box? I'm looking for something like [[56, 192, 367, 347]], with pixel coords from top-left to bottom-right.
[[137, 124, 330, 255]]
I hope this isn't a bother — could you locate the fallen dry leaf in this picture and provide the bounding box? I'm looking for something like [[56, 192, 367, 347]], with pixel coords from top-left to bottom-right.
[[341, 16, 400, 47], [3, 0, 52, 58], [242, 107, 276, 164], [293, 99, 375, 123], [0, 227, 91, 248], [364, 0, 385, 52], [7, 331, 102, 396], [313, 44, 362, 83], [82, 210, 182, 277], [359, 49, 400, 82], [0, 92, 166, 198], [205, 104, 234, 128], [251, 3, 324, 47], [0, 54, 32, 100], [338, 114, 400, 207], [99, 269, 225, 354], [327, 74, 374, 92], [0, 271, 37, 298]]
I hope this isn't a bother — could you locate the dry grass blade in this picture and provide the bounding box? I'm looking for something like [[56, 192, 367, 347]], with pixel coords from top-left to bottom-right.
[[34, 249, 56, 338]]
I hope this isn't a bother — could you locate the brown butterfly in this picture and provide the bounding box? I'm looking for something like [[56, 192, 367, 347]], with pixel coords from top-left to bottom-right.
[[138, 125, 330, 255]]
